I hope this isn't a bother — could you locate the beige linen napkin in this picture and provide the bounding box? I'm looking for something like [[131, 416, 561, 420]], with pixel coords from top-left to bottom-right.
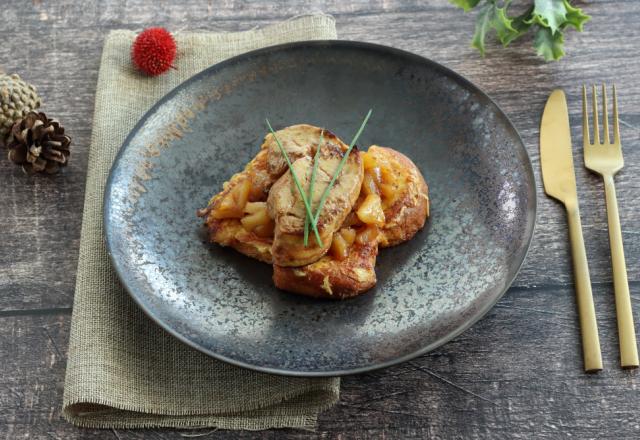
[[63, 15, 340, 430]]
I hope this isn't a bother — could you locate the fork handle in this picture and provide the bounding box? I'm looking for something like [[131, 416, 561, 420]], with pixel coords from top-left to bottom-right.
[[567, 204, 603, 372], [604, 175, 639, 368]]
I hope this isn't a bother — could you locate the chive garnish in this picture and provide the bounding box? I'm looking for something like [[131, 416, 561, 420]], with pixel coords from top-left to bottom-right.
[[304, 130, 324, 246], [266, 119, 324, 247], [267, 110, 372, 248], [311, 109, 372, 227]]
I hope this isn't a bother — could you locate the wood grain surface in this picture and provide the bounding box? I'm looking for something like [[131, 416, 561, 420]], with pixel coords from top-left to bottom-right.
[[1, 0, 639, 438]]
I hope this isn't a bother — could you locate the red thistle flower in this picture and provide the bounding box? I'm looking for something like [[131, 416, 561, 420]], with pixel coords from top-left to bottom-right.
[[131, 27, 177, 76]]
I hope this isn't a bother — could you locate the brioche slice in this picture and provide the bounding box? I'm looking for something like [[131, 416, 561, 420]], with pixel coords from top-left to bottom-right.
[[361, 146, 429, 247], [273, 226, 378, 299], [272, 145, 429, 299]]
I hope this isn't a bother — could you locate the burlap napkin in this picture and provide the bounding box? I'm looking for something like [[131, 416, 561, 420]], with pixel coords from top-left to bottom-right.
[[63, 15, 340, 431]]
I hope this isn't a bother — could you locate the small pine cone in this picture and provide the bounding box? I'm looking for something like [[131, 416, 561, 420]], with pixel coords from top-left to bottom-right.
[[0, 73, 42, 141], [6, 112, 71, 174]]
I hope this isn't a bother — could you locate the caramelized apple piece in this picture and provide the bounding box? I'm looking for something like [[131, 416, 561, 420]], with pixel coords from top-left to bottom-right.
[[253, 222, 275, 238], [212, 179, 250, 219], [362, 172, 380, 196], [379, 164, 395, 184], [244, 201, 268, 214], [329, 227, 358, 261], [240, 201, 275, 237], [330, 232, 349, 261], [378, 183, 396, 200], [362, 151, 377, 170], [369, 167, 383, 185], [340, 227, 356, 245], [241, 208, 271, 231], [356, 194, 385, 227], [356, 224, 379, 245]]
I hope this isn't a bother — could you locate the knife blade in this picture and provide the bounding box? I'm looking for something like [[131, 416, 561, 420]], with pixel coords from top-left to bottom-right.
[[540, 89, 603, 373], [540, 90, 577, 204]]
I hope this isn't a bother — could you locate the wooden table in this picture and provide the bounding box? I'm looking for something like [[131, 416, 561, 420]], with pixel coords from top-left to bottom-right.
[[2, 1, 640, 438]]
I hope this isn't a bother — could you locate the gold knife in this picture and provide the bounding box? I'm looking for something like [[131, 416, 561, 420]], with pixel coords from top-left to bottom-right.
[[540, 89, 603, 372]]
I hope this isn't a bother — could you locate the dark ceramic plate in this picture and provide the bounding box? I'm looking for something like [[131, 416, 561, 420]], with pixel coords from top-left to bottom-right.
[[104, 41, 536, 376]]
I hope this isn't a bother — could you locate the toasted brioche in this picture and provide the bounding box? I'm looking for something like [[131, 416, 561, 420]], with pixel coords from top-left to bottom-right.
[[197, 138, 275, 262], [365, 146, 429, 247], [273, 237, 377, 299], [202, 218, 273, 263]]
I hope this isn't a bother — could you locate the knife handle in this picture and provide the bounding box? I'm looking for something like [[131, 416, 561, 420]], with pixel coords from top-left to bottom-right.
[[567, 203, 603, 373], [604, 175, 639, 368]]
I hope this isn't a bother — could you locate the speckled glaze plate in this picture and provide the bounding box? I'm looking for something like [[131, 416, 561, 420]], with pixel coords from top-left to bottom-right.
[[104, 41, 536, 376]]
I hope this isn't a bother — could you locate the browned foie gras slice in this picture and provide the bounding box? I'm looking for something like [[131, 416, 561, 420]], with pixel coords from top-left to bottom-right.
[[267, 141, 364, 267], [197, 124, 352, 264]]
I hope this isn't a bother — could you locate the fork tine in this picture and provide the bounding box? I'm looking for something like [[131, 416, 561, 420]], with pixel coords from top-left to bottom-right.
[[592, 85, 600, 144], [613, 84, 621, 144], [582, 85, 591, 145], [602, 84, 610, 144]]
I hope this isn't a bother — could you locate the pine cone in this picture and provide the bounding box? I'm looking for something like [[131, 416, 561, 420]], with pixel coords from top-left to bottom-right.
[[0, 73, 42, 142], [6, 112, 71, 174]]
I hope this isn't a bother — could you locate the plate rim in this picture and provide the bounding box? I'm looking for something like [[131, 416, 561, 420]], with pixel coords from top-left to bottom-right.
[[104, 39, 537, 377]]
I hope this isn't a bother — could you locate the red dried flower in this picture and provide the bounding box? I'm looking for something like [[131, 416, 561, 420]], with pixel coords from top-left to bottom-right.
[[131, 27, 177, 76]]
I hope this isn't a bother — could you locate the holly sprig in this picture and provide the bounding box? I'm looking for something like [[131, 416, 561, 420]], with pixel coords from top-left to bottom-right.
[[450, 0, 590, 61]]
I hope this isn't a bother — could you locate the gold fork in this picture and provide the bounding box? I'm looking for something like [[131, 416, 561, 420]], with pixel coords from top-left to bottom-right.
[[583, 84, 639, 368]]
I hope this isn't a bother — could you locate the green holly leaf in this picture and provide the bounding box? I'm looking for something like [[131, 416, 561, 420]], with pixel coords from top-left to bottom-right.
[[449, 0, 481, 12], [534, 27, 565, 61], [492, 4, 517, 45], [562, 0, 590, 31], [501, 5, 534, 45], [457, 0, 586, 61], [472, 2, 494, 56], [530, 0, 568, 34]]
